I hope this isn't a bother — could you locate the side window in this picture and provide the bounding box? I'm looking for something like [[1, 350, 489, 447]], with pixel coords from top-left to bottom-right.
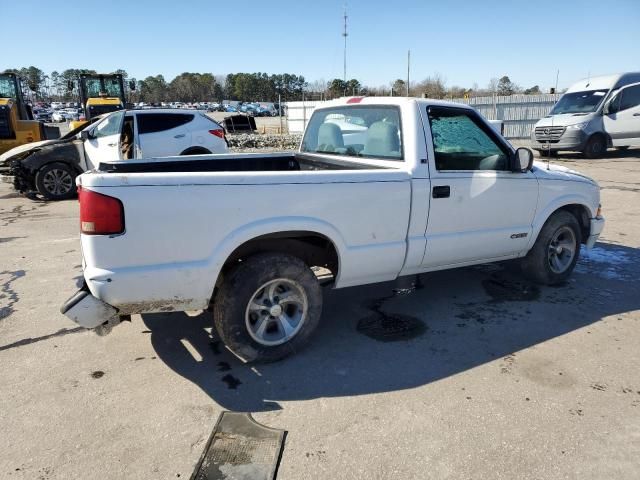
[[608, 92, 621, 114], [137, 113, 194, 134], [427, 107, 510, 171], [92, 111, 124, 138], [619, 84, 640, 111]]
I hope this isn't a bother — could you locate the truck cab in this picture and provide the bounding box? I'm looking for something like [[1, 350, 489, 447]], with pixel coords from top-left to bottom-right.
[[531, 72, 640, 158]]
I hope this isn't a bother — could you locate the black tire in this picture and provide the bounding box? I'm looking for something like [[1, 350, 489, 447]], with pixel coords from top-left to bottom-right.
[[35, 162, 77, 201], [582, 134, 606, 159], [521, 211, 581, 285], [180, 147, 211, 155], [213, 252, 323, 362]]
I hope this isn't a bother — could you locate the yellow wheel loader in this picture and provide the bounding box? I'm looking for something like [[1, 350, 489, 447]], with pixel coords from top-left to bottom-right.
[[0, 72, 54, 155], [68, 73, 133, 130]]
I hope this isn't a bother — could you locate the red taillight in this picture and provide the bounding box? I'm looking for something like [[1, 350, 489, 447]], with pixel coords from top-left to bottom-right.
[[79, 187, 125, 235], [209, 129, 225, 139], [346, 97, 364, 104]]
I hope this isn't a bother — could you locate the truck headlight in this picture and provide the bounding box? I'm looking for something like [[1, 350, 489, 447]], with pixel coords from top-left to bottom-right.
[[567, 122, 589, 130]]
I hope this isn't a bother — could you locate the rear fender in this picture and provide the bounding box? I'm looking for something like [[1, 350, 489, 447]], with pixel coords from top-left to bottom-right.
[[206, 217, 348, 299]]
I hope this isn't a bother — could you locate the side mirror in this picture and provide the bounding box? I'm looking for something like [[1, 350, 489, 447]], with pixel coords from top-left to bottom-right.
[[513, 147, 534, 172], [80, 130, 91, 141], [67, 80, 74, 92], [129, 80, 136, 91]]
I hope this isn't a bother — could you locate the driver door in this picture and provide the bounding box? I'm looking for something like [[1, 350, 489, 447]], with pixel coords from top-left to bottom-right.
[[603, 83, 640, 146], [421, 106, 539, 268], [83, 110, 125, 169]]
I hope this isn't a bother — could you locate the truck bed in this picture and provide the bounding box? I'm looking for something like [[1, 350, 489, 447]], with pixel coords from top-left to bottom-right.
[[98, 152, 388, 174]]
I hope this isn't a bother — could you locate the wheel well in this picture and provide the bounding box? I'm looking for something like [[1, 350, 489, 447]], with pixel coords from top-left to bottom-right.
[[557, 204, 591, 243], [219, 232, 340, 285], [588, 131, 609, 147], [180, 146, 211, 155], [37, 161, 82, 176]]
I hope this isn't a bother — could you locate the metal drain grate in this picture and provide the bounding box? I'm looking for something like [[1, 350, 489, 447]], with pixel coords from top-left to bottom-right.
[[191, 412, 285, 480]]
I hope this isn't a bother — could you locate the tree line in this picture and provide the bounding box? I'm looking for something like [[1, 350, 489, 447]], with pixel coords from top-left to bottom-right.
[[5, 66, 548, 104]]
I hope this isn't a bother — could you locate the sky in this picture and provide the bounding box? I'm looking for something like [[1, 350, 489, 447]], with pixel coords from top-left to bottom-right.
[[3, 0, 639, 91]]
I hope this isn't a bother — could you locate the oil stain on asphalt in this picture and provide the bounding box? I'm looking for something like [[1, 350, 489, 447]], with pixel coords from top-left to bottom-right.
[[357, 282, 427, 342], [481, 272, 540, 302], [221, 374, 242, 389]]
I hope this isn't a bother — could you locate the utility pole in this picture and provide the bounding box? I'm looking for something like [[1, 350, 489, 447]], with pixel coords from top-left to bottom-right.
[[343, 4, 348, 84], [406, 50, 410, 96]]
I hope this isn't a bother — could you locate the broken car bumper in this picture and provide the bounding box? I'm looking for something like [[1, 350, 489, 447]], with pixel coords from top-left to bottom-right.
[[586, 216, 605, 249], [60, 287, 119, 329]]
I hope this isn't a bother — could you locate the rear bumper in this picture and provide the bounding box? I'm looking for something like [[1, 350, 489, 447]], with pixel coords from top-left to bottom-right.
[[586, 216, 605, 249], [60, 286, 119, 329]]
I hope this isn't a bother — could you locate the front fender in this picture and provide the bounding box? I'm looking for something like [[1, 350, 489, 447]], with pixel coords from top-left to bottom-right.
[[527, 192, 598, 250]]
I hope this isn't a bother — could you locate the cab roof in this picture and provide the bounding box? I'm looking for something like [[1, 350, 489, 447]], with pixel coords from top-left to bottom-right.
[[317, 96, 473, 110]]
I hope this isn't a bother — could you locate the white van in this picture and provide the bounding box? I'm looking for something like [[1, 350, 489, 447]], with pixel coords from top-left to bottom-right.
[[531, 72, 640, 158]]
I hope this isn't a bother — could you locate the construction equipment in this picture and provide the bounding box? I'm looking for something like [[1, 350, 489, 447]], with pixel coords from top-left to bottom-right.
[[0, 72, 49, 155], [69, 73, 133, 129]]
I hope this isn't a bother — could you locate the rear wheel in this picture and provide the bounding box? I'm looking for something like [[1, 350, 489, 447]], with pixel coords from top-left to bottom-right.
[[582, 134, 606, 159], [521, 211, 581, 285], [180, 147, 211, 155], [35, 162, 77, 200], [213, 252, 323, 362]]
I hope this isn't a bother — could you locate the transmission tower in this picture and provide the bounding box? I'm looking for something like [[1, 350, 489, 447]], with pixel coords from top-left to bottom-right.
[[343, 5, 348, 84]]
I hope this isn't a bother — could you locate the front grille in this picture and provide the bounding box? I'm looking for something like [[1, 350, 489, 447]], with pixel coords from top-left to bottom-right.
[[535, 126, 565, 141]]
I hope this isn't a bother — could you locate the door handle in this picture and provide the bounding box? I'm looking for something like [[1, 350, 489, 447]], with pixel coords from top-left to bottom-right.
[[633, 113, 640, 116], [107, 142, 117, 147], [432, 185, 450, 198], [174, 133, 186, 138]]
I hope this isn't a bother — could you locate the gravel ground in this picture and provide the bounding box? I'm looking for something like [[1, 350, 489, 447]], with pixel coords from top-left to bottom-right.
[[1, 149, 639, 479]]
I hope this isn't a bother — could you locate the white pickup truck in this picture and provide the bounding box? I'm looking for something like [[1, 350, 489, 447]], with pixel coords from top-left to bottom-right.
[[61, 97, 605, 362]]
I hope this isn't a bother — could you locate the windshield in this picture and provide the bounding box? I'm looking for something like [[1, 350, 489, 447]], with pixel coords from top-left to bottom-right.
[[0, 75, 18, 99], [83, 77, 123, 98], [550, 89, 608, 114], [61, 115, 104, 140], [301, 106, 403, 161]]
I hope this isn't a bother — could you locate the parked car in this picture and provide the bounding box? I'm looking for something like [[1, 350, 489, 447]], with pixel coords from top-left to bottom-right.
[[52, 110, 68, 122], [60, 97, 604, 363], [531, 72, 640, 158], [0, 109, 228, 200], [33, 109, 52, 122]]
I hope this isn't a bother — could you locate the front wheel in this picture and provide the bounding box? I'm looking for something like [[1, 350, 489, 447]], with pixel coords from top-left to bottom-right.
[[213, 252, 323, 362], [35, 162, 77, 200], [582, 134, 606, 159], [521, 211, 581, 285]]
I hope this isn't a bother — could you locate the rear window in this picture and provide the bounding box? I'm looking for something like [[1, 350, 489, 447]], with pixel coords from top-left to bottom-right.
[[301, 106, 403, 160], [137, 113, 194, 134]]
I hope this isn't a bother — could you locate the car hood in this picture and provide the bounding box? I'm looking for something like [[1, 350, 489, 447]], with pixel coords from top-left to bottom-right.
[[0, 137, 75, 165], [531, 160, 596, 185], [535, 113, 596, 128]]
